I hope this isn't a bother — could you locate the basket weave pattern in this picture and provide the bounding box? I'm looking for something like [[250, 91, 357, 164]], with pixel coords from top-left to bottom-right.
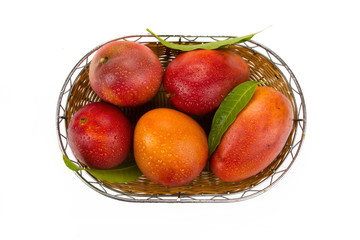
[[57, 35, 306, 202]]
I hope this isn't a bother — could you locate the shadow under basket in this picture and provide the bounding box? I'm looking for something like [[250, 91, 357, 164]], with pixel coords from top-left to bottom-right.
[[56, 35, 307, 203]]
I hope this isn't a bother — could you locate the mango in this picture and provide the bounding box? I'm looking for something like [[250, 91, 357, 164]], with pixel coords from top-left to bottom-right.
[[133, 108, 208, 187], [67, 102, 133, 169], [89, 41, 163, 107], [210, 86, 293, 182], [163, 49, 249, 115]]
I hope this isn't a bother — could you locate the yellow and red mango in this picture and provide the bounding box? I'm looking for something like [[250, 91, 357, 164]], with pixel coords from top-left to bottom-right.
[[210, 86, 293, 182], [133, 108, 208, 187], [89, 41, 163, 107]]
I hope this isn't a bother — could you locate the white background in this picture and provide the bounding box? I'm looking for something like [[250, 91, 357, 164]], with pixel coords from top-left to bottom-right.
[[1, 0, 359, 239]]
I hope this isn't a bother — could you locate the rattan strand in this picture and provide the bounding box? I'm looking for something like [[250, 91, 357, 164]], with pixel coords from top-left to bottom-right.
[[65, 42, 297, 195]]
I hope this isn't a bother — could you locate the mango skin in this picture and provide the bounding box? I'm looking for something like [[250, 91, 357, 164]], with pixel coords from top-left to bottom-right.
[[133, 108, 208, 187], [67, 102, 133, 169], [89, 41, 163, 107], [163, 49, 249, 115], [210, 87, 293, 182]]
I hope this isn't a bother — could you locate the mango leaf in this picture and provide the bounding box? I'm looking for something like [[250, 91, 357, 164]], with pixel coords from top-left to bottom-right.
[[88, 163, 142, 183], [208, 81, 259, 156], [63, 155, 84, 171], [146, 28, 263, 51], [62, 154, 142, 183]]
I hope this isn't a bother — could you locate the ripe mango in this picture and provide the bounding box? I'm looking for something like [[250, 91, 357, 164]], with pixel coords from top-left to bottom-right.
[[163, 49, 249, 115], [67, 102, 133, 169], [210, 86, 293, 182], [133, 108, 208, 187], [89, 41, 163, 107]]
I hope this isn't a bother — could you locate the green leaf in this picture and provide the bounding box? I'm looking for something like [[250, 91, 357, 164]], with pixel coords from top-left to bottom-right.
[[208, 81, 259, 156], [63, 154, 84, 171], [146, 28, 264, 51], [88, 164, 142, 183], [62, 154, 142, 183]]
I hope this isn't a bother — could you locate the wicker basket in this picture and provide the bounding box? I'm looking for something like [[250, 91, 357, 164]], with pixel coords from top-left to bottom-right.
[[56, 35, 306, 203]]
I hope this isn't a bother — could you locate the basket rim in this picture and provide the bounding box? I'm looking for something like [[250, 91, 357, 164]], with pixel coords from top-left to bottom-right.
[[56, 34, 307, 203]]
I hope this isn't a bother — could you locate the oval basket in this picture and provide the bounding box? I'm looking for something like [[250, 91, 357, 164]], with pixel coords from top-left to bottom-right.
[[56, 34, 307, 203]]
